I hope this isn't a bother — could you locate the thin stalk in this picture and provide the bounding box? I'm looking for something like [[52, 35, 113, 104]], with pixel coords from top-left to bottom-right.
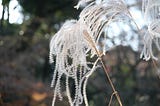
[[108, 91, 118, 106], [127, 10, 140, 32], [99, 57, 122, 106], [83, 30, 123, 106]]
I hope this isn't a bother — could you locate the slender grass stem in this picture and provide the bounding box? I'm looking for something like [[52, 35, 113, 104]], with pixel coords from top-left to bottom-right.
[[83, 28, 123, 106], [99, 56, 122, 106]]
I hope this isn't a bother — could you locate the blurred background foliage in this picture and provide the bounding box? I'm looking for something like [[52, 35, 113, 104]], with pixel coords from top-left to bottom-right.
[[0, 0, 160, 106]]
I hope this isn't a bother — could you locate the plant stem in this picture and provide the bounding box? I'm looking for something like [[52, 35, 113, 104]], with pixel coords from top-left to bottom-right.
[[99, 57, 122, 106], [83, 30, 122, 106]]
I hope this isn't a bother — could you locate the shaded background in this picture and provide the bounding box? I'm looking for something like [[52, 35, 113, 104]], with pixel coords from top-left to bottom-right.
[[0, 0, 160, 106]]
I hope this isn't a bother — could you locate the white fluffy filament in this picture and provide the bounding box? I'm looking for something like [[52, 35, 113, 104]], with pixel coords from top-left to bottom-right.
[[141, 0, 160, 60], [49, 19, 99, 106]]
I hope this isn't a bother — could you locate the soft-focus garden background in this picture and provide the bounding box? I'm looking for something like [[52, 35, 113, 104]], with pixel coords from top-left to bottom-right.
[[0, 0, 160, 106]]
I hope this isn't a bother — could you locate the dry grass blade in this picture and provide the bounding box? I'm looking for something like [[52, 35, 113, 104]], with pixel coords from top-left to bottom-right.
[[83, 30, 101, 56]]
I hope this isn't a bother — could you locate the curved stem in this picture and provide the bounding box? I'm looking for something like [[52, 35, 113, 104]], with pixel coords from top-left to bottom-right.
[[99, 56, 123, 106], [108, 91, 118, 106], [127, 10, 140, 32], [83, 30, 123, 106]]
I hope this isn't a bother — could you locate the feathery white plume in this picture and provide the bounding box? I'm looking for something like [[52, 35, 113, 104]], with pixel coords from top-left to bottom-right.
[[79, 0, 132, 55], [49, 19, 99, 106], [141, 0, 160, 60], [50, 0, 138, 106]]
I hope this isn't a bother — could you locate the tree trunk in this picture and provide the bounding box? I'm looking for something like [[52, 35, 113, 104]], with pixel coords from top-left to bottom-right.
[[7, 4, 9, 23], [0, 6, 5, 28]]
